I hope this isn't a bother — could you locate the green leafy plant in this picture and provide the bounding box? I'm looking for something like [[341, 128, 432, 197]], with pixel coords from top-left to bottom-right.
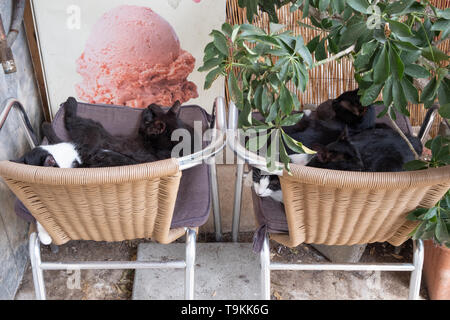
[[404, 135, 450, 170], [239, 0, 450, 113], [408, 190, 450, 248], [201, 1, 450, 243], [405, 135, 450, 247], [200, 22, 317, 171], [201, 0, 450, 171], [237, 0, 293, 23]]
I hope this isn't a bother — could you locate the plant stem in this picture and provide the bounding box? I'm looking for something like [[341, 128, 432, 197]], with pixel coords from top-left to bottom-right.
[[311, 44, 356, 69], [388, 105, 420, 160], [444, 118, 450, 131]]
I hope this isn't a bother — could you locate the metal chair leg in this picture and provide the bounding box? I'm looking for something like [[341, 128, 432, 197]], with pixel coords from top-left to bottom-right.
[[209, 159, 222, 242], [408, 239, 424, 300], [29, 232, 46, 300], [260, 233, 271, 300], [185, 228, 196, 300], [232, 163, 245, 242]]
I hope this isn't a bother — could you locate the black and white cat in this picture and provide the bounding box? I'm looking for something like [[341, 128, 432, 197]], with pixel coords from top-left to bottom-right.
[[248, 154, 311, 203], [40, 97, 194, 167], [14, 97, 193, 244], [13, 143, 82, 245], [14, 143, 82, 168]]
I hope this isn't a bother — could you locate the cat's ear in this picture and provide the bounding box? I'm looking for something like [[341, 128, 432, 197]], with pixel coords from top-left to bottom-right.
[[169, 101, 182, 117], [43, 155, 58, 167], [148, 104, 165, 117]]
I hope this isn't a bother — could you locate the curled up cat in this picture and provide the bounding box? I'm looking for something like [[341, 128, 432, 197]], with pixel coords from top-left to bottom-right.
[[309, 126, 423, 172], [36, 97, 195, 168], [251, 126, 423, 203], [282, 89, 376, 154], [13, 97, 194, 244]]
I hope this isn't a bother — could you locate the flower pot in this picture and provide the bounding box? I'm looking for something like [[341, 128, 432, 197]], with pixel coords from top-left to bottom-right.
[[423, 240, 450, 300]]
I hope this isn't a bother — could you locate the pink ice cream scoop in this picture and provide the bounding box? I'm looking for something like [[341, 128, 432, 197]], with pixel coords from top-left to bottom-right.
[[76, 5, 198, 109]]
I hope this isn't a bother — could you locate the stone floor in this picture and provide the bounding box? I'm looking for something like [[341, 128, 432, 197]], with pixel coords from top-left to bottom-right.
[[14, 232, 427, 300]]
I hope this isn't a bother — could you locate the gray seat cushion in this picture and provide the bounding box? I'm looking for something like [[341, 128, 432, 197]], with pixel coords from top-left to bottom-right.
[[15, 102, 212, 230]]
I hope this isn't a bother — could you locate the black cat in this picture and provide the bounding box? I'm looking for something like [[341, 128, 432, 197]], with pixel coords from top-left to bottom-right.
[[307, 128, 365, 171], [331, 89, 375, 131], [41, 97, 195, 167], [43, 98, 199, 166], [139, 101, 195, 160], [309, 127, 423, 172], [282, 89, 376, 154], [60, 97, 158, 165]]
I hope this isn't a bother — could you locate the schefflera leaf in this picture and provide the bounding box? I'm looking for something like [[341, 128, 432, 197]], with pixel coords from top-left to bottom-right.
[[282, 131, 316, 155], [373, 43, 390, 84]]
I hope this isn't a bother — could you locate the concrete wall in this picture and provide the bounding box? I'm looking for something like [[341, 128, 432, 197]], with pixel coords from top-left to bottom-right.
[[0, 1, 43, 299]]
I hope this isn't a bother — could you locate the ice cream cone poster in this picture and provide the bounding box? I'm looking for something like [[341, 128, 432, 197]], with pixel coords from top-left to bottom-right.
[[31, 0, 226, 116]]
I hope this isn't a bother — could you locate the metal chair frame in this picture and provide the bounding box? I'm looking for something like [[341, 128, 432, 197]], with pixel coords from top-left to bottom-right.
[[227, 101, 437, 300], [1, 97, 228, 300]]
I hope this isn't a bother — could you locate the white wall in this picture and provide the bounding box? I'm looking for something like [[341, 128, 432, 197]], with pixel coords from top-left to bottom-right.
[[32, 0, 226, 116]]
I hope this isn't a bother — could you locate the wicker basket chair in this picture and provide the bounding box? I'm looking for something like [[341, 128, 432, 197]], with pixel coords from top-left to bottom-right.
[[0, 97, 227, 300], [227, 101, 450, 300]]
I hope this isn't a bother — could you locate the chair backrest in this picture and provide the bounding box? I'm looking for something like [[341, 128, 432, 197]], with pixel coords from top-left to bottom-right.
[[275, 165, 450, 248], [0, 159, 183, 245]]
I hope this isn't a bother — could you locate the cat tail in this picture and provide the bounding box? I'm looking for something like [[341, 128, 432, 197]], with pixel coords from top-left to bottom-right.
[[63, 97, 79, 126], [42, 122, 63, 144]]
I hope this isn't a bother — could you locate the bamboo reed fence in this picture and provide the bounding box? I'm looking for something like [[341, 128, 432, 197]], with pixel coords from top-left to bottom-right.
[[225, 0, 449, 137]]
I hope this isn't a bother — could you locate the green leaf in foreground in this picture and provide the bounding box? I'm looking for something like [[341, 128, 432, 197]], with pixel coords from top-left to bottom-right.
[[373, 44, 390, 84], [439, 103, 450, 119], [204, 67, 223, 90], [211, 30, 229, 56], [347, 0, 370, 14], [404, 64, 430, 78], [403, 160, 429, 171], [282, 131, 316, 155], [361, 83, 383, 106]]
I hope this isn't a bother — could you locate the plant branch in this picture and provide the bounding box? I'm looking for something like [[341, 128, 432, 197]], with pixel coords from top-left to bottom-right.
[[296, 2, 344, 23], [388, 105, 420, 160], [444, 118, 450, 131], [311, 45, 356, 69]]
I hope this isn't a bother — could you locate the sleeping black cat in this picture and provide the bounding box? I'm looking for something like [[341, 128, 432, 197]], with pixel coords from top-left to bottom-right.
[[308, 126, 423, 172], [139, 102, 195, 160], [252, 126, 423, 202], [331, 89, 376, 131], [282, 89, 376, 154], [41, 97, 194, 167]]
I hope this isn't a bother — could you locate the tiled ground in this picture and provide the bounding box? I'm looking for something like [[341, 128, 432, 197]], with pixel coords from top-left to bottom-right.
[[14, 232, 427, 300]]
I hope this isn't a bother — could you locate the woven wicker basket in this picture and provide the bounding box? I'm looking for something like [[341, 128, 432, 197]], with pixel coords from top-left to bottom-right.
[[275, 164, 450, 248], [0, 159, 185, 245]]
